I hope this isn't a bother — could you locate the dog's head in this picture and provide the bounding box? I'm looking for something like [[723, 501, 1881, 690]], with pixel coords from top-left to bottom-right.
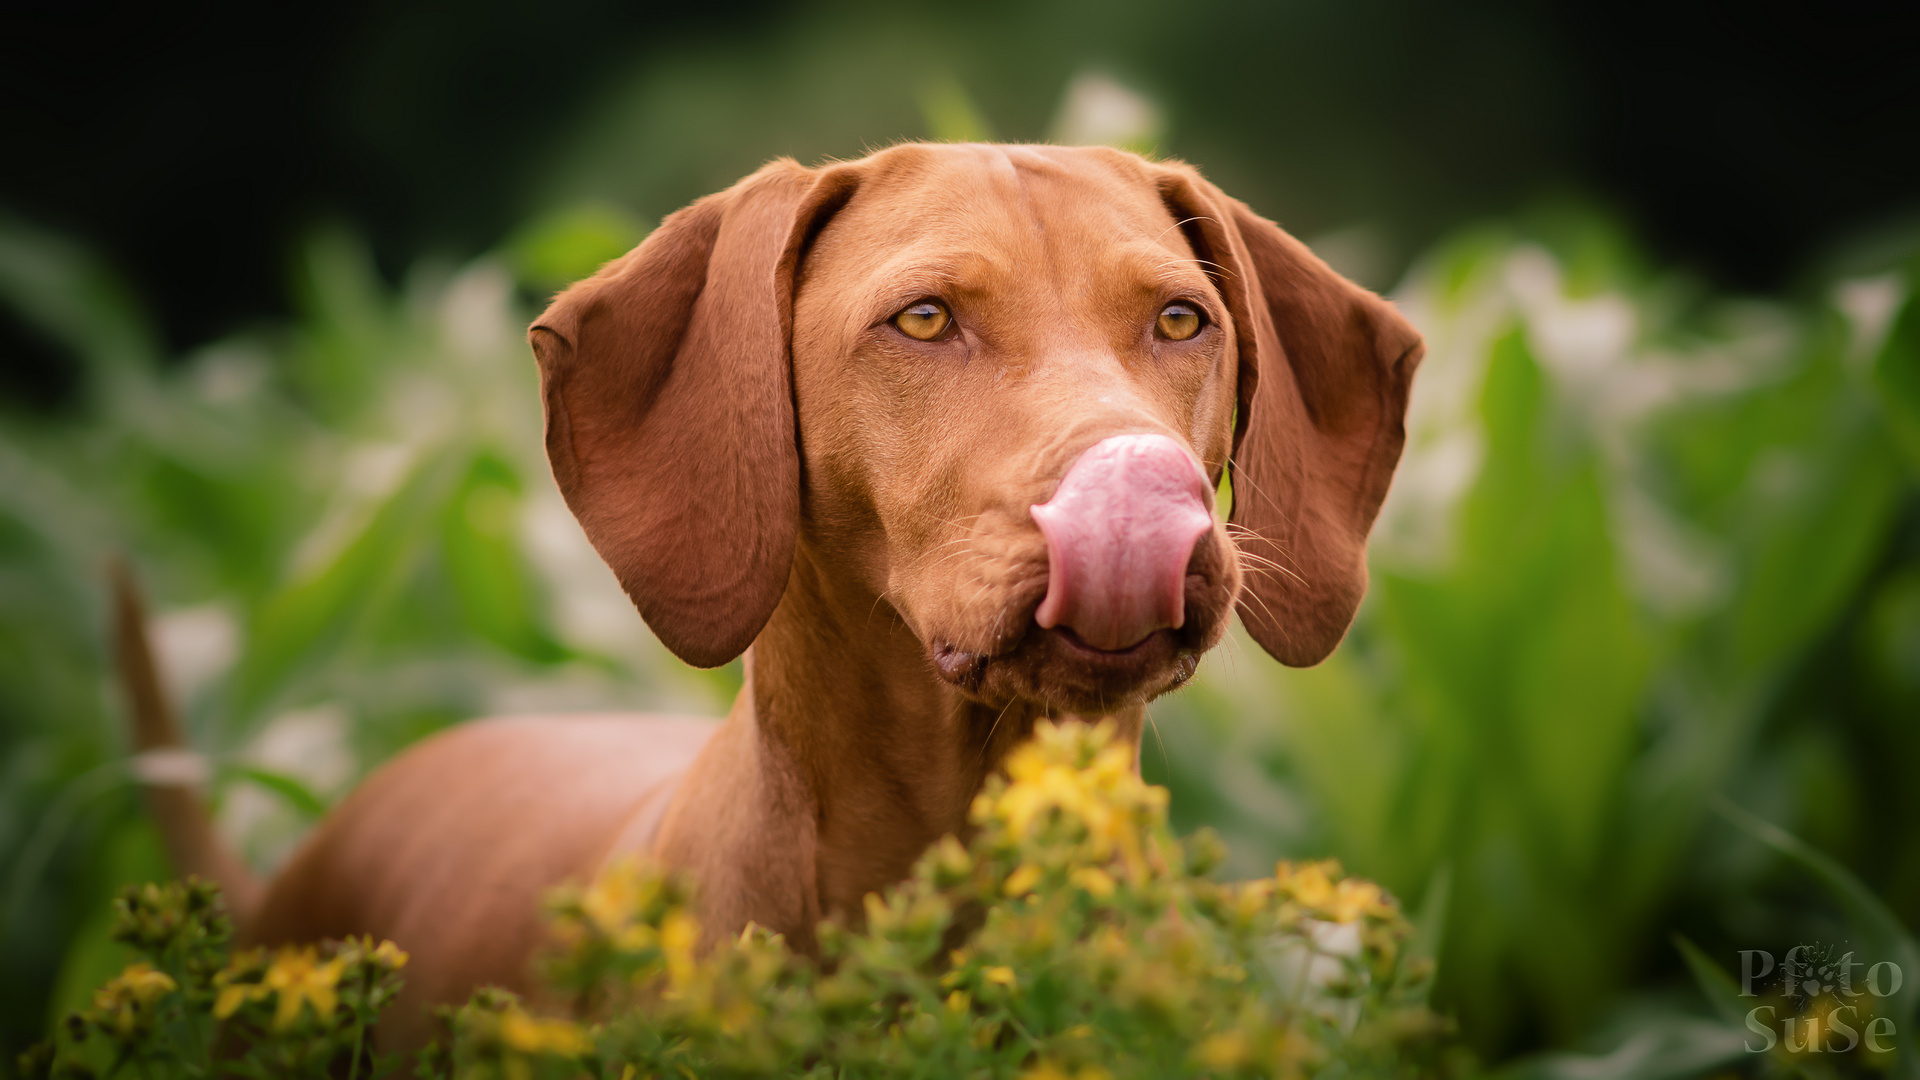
[[530, 144, 1421, 715]]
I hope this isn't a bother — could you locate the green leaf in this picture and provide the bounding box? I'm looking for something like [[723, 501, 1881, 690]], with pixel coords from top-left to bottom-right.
[[228, 451, 458, 724], [1874, 289, 1920, 477], [1712, 798, 1920, 1050], [221, 765, 329, 820], [43, 817, 170, 1026], [506, 204, 649, 294], [1725, 424, 1903, 679], [1405, 863, 1451, 1004], [1671, 934, 1748, 1030], [918, 73, 996, 143], [1494, 1017, 1750, 1080], [441, 452, 570, 664], [288, 227, 403, 421], [0, 215, 160, 377]]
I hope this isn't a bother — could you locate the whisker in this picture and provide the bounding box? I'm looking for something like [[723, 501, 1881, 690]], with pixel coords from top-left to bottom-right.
[[866, 586, 895, 629], [1151, 256, 1232, 280], [1144, 704, 1169, 778], [1231, 550, 1308, 589], [982, 697, 1017, 764], [1222, 521, 1308, 586], [924, 545, 978, 573], [907, 508, 989, 534], [1234, 578, 1284, 630], [1223, 460, 1286, 525]]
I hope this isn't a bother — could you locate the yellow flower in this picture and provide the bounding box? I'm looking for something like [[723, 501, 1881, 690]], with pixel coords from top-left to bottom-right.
[[371, 939, 409, 969], [264, 946, 345, 1029], [1018, 1059, 1109, 1080], [1196, 1030, 1249, 1068], [719, 997, 758, 1035], [1089, 925, 1131, 966], [102, 962, 176, 1002], [581, 862, 646, 936], [1231, 879, 1275, 921], [992, 722, 1137, 845], [1278, 860, 1338, 910], [946, 990, 971, 1014], [91, 962, 177, 1035], [984, 966, 1017, 987], [1272, 859, 1396, 923], [213, 950, 268, 1019], [498, 1006, 591, 1056], [1004, 863, 1044, 897], [932, 834, 973, 879], [1070, 866, 1116, 898], [213, 982, 265, 1020], [1328, 878, 1395, 923], [1021, 1060, 1072, 1080], [613, 923, 659, 953], [660, 909, 700, 987]]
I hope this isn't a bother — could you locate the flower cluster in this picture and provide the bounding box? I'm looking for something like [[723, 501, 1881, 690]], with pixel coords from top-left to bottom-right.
[[26, 721, 1455, 1079], [86, 963, 177, 1041], [212, 936, 408, 1035], [510, 719, 1454, 1079], [19, 879, 409, 1080]]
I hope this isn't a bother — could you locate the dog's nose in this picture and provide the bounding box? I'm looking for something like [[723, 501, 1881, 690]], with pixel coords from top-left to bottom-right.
[[1030, 434, 1214, 651]]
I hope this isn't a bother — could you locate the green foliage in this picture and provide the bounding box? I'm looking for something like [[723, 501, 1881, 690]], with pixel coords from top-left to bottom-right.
[[504, 205, 651, 298], [1874, 262, 1920, 476], [24, 723, 1458, 1079], [1502, 805, 1920, 1079], [918, 72, 999, 143], [1148, 222, 1920, 1057], [17, 878, 406, 1080], [0, 217, 719, 1066]]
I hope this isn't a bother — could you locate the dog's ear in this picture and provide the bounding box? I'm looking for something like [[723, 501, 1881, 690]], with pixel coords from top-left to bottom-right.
[[1154, 164, 1424, 667], [529, 160, 859, 667]]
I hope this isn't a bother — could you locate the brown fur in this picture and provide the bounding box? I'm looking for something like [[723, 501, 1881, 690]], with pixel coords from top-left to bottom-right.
[[194, 144, 1423, 1048]]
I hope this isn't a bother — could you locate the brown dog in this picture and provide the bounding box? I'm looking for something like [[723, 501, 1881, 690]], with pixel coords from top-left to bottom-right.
[[144, 143, 1421, 1047]]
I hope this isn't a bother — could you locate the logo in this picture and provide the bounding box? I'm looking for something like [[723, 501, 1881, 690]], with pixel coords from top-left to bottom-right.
[[1739, 944, 1903, 1054]]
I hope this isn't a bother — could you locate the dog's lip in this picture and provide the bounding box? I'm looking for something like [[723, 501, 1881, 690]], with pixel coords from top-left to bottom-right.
[[1039, 625, 1183, 681], [930, 640, 988, 686], [1049, 625, 1158, 657], [928, 623, 1169, 684]]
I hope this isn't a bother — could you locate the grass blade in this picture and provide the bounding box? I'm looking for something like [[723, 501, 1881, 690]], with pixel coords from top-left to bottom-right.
[[1494, 1016, 1750, 1080], [222, 765, 329, 820], [1671, 934, 1748, 1029], [1713, 797, 1920, 1076]]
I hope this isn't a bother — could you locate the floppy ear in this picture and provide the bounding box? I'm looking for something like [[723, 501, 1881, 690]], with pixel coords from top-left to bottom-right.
[[529, 160, 858, 668], [1155, 165, 1424, 667]]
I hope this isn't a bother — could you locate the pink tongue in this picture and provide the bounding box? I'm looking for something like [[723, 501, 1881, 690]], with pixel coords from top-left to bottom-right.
[[1030, 434, 1214, 651]]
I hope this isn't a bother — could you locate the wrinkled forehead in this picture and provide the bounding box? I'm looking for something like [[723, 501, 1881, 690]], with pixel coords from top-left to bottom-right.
[[801, 144, 1212, 307]]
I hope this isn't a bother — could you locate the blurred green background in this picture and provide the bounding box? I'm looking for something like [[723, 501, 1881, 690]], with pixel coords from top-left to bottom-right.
[[3, 0, 1918, 1074]]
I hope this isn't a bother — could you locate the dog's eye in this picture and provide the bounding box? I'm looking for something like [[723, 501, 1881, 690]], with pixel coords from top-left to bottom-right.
[[1157, 303, 1203, 341], [893, 301, 953, 342]]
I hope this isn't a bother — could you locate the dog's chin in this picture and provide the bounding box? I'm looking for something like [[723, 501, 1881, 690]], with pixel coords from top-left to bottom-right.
[[932, 588, 1230, 715], [988, 626, 1193, 713]]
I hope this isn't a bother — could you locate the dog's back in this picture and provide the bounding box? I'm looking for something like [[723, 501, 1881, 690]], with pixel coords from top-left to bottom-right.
[[248, 714, 712, 1043]]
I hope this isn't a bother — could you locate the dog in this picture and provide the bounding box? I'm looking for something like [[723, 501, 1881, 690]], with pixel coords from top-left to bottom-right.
[[132, 142, 1422, 1048]]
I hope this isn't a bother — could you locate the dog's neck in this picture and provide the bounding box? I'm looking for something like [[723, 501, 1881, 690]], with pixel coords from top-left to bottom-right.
[[649, 543, 1143, 950]]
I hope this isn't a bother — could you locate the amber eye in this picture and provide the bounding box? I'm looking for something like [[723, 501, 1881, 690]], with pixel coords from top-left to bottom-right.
[[1157, 303, 1203, 341], [894, 300, 953, 341]]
